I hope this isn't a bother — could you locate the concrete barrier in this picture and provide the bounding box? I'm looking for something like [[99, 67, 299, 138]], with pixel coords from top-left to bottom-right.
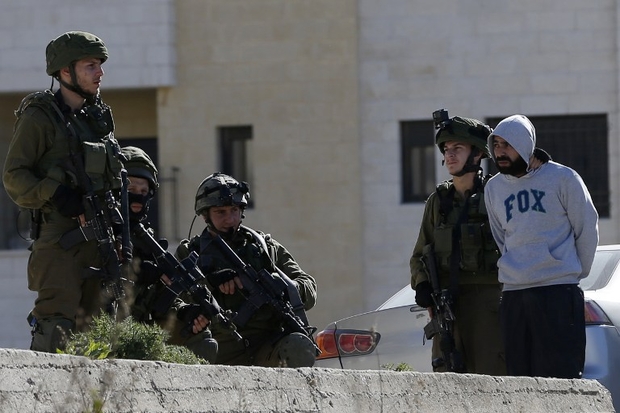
[[0, 348, 613, 412]]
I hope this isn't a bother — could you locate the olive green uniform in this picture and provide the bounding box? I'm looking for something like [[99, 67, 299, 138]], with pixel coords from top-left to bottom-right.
[[410, 176, 506, 375], [178, 225, 318, 367], [3, 90, 123, 351]]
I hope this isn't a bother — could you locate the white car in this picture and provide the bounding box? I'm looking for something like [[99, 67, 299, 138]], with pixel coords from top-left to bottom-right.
[[315, 245, 620, 411]]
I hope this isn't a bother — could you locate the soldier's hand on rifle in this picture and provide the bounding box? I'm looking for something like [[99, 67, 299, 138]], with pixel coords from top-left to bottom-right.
[[192, 314, 210, 334], [207, 268, 244, 295], [50, 185, 85, 218], [177, 303, 210, 334], [415, 281, 434, 309], [137, 260, 164, 285]]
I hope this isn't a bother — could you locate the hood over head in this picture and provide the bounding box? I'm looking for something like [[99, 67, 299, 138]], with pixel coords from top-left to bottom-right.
[[488, 114, 536, 169]]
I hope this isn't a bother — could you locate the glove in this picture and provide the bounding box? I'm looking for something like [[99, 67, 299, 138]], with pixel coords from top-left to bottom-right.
[[414, 281, 434, 308], [176, 303, 205, 338], [206, 268, 238, 287], [50, 185, 85, 218], [176, 303, 203, 324], [138, 260, 163, 285], [532, 147, 552, 163]]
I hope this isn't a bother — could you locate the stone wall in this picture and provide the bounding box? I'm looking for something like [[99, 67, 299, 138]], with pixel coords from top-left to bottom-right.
[[0, 349, 613, 413]]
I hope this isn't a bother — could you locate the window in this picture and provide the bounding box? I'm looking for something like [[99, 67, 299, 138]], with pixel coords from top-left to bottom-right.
[[401, 120, 436, 203], [487, 114, 609, 217], [218, 125, 254, 207]]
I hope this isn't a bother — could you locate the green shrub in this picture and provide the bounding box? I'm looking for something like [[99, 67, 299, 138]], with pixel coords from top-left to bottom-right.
[[61, 314, 206, 365], [382, 362, 413, 372]]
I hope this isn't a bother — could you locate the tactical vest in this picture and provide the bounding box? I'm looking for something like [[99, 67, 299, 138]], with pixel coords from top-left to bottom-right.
[[15, 90, 123, 196], [432, 177, 500, 279]]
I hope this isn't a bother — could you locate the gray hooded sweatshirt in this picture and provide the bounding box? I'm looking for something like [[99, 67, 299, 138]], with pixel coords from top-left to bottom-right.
[[485, 115, 599, 291]]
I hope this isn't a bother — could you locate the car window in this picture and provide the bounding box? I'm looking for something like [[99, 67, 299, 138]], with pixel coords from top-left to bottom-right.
[[579, 248, 620, 291], [377, 286, 416, 310]]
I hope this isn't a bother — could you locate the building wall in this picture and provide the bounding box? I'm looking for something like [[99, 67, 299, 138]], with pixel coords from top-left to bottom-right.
[[157, 0, 363, 331], [358, 0, 620, 308]]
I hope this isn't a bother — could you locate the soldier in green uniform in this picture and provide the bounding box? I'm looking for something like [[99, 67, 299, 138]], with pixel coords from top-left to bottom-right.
[[410, 110, 549, 375], [3, 31, 125, 352], [121, 146, 217, 362], [177, 172, 318, 367]]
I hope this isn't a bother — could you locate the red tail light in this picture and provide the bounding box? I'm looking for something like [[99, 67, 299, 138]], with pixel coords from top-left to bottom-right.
[[316, 328, 381, 360], [584, 299, 612, 325]]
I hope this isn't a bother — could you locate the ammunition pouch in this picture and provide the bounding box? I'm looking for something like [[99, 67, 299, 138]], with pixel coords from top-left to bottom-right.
[[433, 222, 499, 275], [81, 138, 123, 192]]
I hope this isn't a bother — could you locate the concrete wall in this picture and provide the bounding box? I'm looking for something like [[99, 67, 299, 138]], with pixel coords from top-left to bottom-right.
[[0, 349, 613, 413]]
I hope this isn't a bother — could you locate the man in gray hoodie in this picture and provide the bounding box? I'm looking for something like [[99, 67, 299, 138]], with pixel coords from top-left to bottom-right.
[[485, 114, 599, 379]]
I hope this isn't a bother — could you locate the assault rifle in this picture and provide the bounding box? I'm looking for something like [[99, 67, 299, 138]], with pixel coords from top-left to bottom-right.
[[131, 223, 241, 341], [51, 101, 130, 308], [422, 244, 465, 372], [211, 235, 318, 350], [65, 153, 129, 306]]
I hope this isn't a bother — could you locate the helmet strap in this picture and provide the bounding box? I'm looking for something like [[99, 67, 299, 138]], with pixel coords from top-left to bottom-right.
[[58, 63, 96, 105], [452, 149, 482, 177]]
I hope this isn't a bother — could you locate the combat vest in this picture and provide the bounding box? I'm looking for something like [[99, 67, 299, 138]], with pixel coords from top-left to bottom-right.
[[15, 90, 123, 197], [432, 175, 500, 284]]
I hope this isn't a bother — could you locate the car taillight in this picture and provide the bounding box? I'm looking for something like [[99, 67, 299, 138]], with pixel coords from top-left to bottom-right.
[[315, 328, 381, 360], [584, 299, 612, 325], [316, 329, 339, 359]]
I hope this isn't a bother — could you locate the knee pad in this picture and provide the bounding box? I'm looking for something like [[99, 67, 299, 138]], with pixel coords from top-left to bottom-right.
[[30, 316, 74, 353], [276, 332, 316, 368], [184, 330, 218, 364]]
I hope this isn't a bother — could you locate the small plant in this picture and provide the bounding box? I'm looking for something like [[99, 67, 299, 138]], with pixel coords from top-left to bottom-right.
[[382, 362, 413, 372], [61, 313, 206, 365]]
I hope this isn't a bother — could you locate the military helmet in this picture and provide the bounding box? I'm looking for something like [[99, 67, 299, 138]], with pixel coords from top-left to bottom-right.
[[45, 31, 108, 76], [194, 172, 250, 215], [121, 146, 159, 191], [435, 114, 492, 158]]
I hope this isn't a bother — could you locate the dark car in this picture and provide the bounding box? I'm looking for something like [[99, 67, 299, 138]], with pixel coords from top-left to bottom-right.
[[315, 245, 620, 410]]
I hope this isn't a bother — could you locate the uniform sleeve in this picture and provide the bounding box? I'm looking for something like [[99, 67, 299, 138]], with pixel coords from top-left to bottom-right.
[[562, 171, 599, 278], [2, 108, 60, 208], [410, 193, 439, 288], [271, 238, 317, 311]]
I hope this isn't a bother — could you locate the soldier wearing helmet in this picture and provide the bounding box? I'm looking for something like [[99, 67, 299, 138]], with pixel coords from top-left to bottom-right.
[[122, 146, 159, 224], [120, 146, 217, 363], [176, 172, 318, 367], [409, 109, 551, 375], [2, 31, 124, 353]]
